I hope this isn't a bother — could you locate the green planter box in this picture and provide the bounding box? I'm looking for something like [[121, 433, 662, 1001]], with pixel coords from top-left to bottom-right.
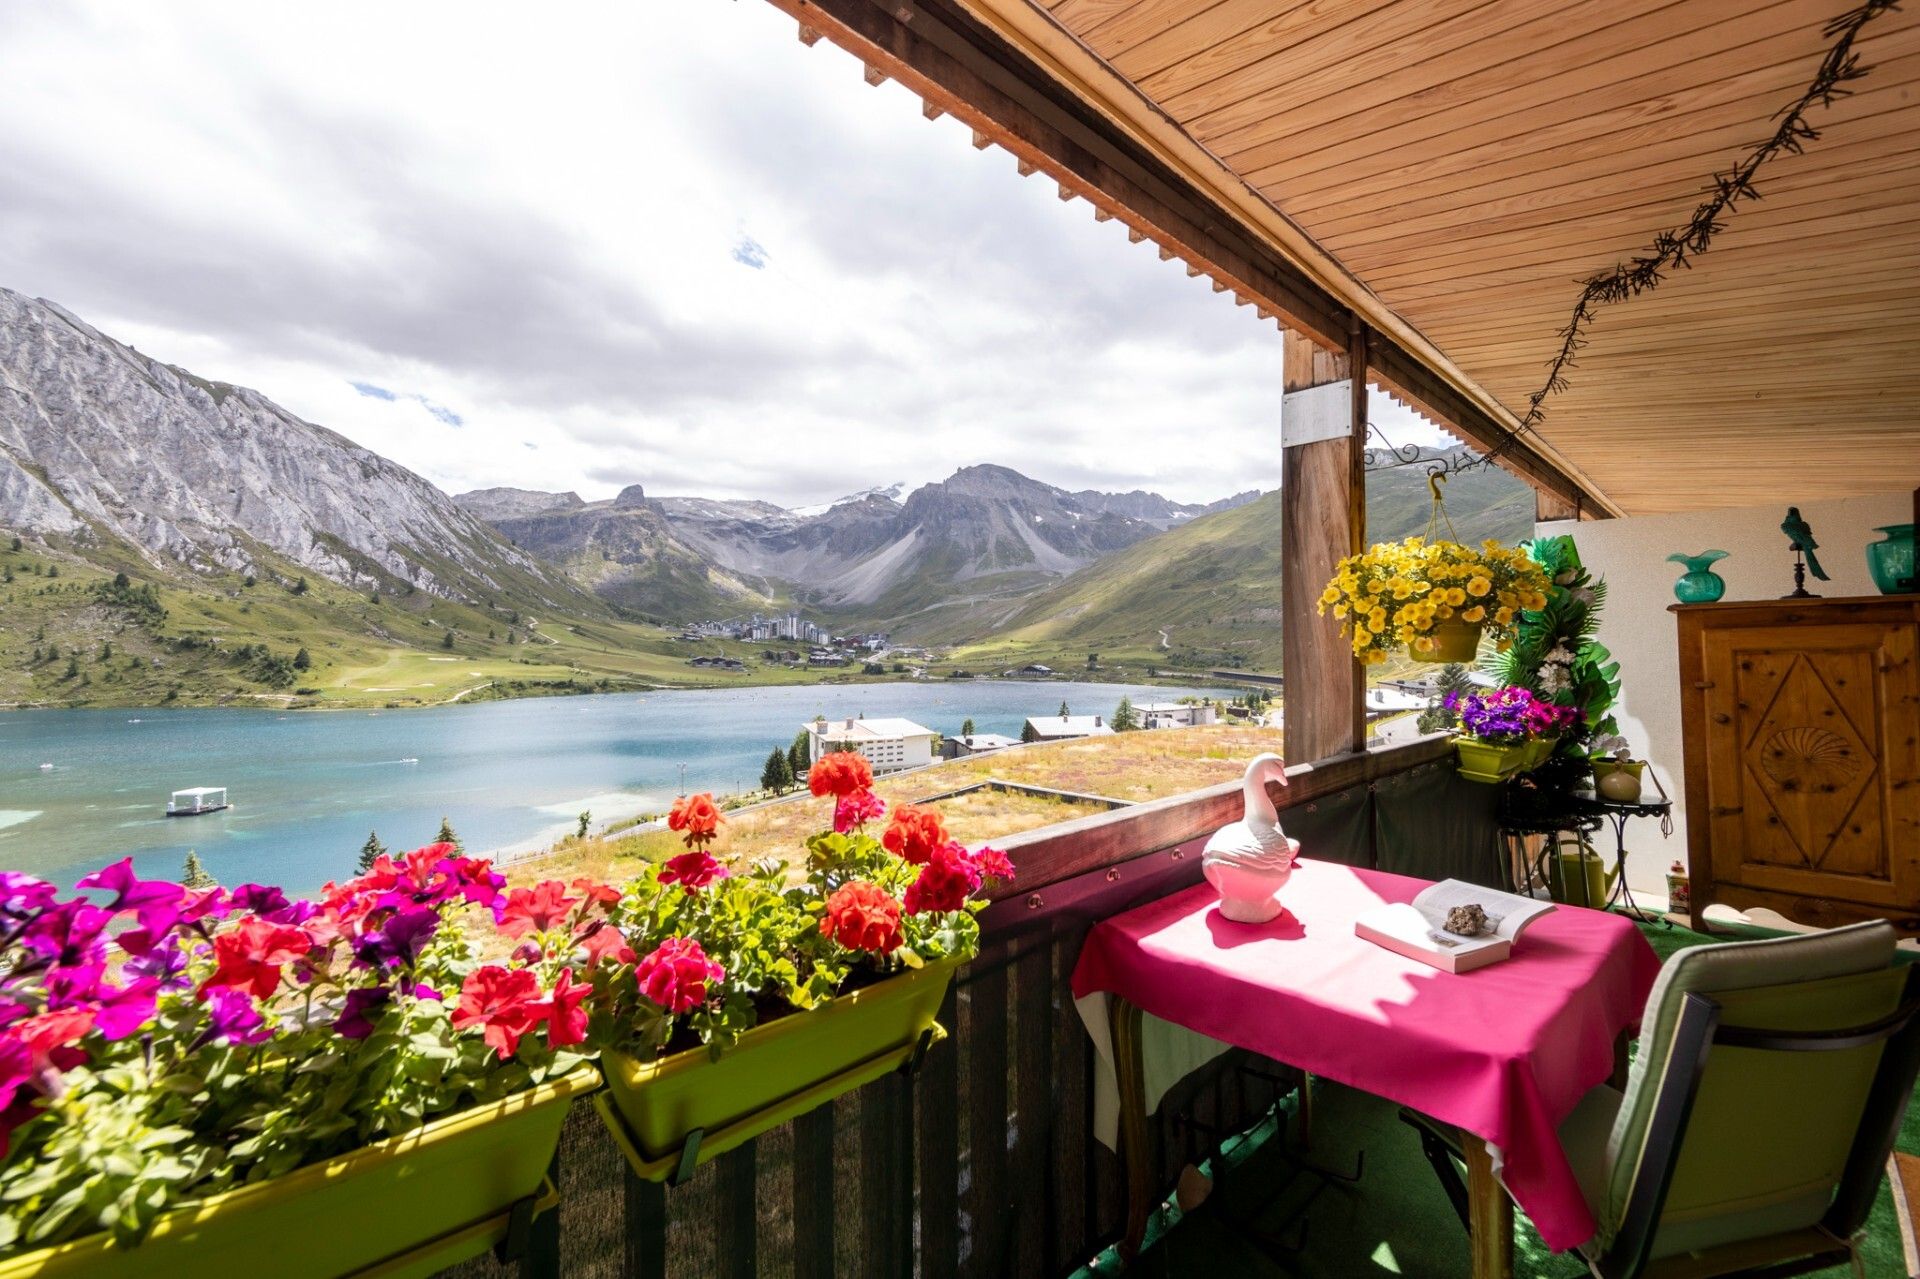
[[597, 956, 959, 1181], [0, 1067, 600, 1279], [1454, 735, 1536, 784]]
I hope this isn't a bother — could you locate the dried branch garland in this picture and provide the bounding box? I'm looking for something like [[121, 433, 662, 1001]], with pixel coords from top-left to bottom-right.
[[1377, 0, 1903, 480]]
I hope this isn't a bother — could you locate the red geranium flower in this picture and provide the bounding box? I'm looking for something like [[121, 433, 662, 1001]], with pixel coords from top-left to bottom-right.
[[13, 1007, 95, 1075], [882, 805, 949, 864], [202, 918, 313, 1000], [807, 751, 872, 799], [452, 966, 543, 1059], [668, 793, 725, 847], [972, 846, 1016, 886], [903, 848, 980, 916], [634, 937, 723, 1015], [571, 877, 621, 907], [821, 881, 904, 954], [660, 851, 728, 893], [540, 969, 589, 1047], [495, 881, 580, 938], [575, 919, 636, 966]]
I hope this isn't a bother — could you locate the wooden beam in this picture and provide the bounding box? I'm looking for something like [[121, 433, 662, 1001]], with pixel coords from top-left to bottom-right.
[[1534, 490, 1579, 524], [757, 0, 1612, 518], [1016, 158, 1037, 177], [1126, 226, 1145, 242], [1281, 326, 1367, 763], [798, 22, 822, 45], [1094, 207, 1113, 222], [921, 100, 943, 120], [863, 63, 888, 86], [970, 129, 990, 149]]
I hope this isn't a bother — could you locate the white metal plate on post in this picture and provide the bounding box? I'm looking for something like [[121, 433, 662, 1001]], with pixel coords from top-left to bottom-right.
[[1281, 380, 1355, 449]]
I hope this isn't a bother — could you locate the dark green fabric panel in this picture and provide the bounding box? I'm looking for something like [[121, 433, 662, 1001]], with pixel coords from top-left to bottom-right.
[[1283, 784, 1372, 868], [1372, 757, 1503, 886]]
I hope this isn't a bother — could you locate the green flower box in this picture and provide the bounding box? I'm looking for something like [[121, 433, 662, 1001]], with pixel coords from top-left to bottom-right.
[[0, 1067, 599, 1279], [1454, 735, 1552, 784], [596, 956, 959, 1182]]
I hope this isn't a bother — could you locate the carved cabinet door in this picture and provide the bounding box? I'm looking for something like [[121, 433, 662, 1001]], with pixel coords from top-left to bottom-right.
[[1702, 619, 1920, 911]]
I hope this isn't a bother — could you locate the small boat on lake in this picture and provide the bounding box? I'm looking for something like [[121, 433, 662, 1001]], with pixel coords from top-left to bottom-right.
[[166, 786, 230, 817]]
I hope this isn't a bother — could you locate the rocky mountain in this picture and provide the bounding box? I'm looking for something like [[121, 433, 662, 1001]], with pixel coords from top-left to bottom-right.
[[458, 464, 1256, 628], [0, 288, 587, 613]]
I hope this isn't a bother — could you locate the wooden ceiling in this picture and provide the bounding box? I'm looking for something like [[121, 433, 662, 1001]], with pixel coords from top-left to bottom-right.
[[973, 0, 1920, 514]]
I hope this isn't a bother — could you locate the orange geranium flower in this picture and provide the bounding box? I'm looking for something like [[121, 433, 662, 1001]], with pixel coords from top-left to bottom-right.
[[807, 751, 873, 799], [667, 792, 724, 847]]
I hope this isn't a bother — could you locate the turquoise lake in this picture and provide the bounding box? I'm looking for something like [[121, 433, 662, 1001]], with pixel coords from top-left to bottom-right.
[[0, 681, 1231, 894]]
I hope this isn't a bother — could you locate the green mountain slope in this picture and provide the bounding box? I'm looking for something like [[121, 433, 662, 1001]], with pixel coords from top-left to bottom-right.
[[934, 454, 1533, 676]]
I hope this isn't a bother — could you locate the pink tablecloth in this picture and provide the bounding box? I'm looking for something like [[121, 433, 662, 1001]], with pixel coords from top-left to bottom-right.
[[1071, 857, 1661, 1252]]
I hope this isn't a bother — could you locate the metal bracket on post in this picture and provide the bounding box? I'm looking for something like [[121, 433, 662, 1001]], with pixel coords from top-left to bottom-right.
[[900, 1026, 936, 1078], [669, 1127, 705, 1188], [490, 1190, 540, 1264]]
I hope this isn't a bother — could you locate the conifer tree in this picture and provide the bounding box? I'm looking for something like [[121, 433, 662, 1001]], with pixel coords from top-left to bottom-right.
[[788, 729, 811, 781], [293, 647, 311, 670], [761, 747, 793, 794], [577, 811, 592, 841], [181, 850, 215, 890], [434, 816, 462, 852], [1021, 720, 1041, 743], [358, 831, 387, 872], [1058, 700, 1071, 717], [961, 717, 976, 737], [1111, 696, 1138, 732]]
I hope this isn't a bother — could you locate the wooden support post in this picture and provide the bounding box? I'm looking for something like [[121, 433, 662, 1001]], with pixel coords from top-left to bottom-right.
[[1280, 325, 1367, 763], [1464, 1134, 1515, 1278], [1534, 489, 1580, 524]]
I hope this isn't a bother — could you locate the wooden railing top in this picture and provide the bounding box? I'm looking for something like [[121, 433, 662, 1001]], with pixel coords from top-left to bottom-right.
[[983, 734, 1454, 900]]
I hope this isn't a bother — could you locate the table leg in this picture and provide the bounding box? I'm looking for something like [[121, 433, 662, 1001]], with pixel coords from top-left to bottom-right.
[[1463, 1134, 1514, 1279], [1112, 996, 1154, 1261]]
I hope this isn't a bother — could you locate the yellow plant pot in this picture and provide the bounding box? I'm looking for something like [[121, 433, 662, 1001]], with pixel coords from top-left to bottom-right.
[[598, 957, 959, 1181], [0, 1066, 600, 1279], [1414, 619, 1483, 663]]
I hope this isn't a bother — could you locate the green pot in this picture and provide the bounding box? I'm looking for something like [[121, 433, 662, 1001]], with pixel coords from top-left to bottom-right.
[[598, 957, 959, 1181], [1867, 524, 1916, 595], [1667, 550, 1729, 603], [0, 1067, 600, 1279], [1454, 735, 1535, 784]]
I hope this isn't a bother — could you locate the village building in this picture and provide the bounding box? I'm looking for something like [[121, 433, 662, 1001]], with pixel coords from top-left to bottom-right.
[[803, 715, 938, 775]]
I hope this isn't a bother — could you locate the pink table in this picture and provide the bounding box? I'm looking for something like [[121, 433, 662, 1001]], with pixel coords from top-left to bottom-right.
[[1071, 857, 1661, 1270]]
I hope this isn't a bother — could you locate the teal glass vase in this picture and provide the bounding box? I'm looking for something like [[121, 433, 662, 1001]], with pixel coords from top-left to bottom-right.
[[1667, 550, 1729, 603], [1867, 525, 1916, 595]]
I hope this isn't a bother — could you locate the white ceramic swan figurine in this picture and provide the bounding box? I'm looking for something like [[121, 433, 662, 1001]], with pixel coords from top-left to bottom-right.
[[1202, 753, 1298, 923]]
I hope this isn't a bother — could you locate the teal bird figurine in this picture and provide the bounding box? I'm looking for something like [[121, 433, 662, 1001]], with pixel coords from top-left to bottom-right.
[[1781, 507, 1830, 581]]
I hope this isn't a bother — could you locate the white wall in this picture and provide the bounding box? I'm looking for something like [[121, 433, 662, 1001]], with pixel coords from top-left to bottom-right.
[[1539, 491, 1911, 895]]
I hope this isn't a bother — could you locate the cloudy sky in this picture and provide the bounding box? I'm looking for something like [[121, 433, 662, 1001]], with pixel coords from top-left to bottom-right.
[[0, 1, 1445, 508]]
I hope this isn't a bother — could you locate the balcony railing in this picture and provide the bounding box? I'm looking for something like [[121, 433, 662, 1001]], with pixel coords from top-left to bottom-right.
[[440, 734, 1497, 1279]]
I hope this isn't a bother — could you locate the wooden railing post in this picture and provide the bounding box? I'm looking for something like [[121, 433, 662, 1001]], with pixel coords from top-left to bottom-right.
[[1281, 324, 1367, 762]]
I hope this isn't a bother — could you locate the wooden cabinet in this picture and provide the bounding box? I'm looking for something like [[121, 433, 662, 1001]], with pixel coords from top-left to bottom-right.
[[1675, 596, 1920, 934]]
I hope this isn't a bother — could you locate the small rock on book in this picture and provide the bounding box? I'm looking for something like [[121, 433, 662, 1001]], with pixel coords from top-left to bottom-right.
[[1354, 879, 1556, 974]]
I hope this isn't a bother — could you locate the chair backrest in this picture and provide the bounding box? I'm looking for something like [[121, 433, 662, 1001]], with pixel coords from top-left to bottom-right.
[[1599, 921, 1907, 1264]]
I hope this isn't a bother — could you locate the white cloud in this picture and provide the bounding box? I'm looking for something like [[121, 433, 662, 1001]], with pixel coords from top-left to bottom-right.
[[0, 0, 1451, 507]]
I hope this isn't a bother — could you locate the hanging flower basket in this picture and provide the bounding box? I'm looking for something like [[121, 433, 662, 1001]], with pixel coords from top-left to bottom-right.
[[1417, 619, 1483, 663], [1319, 536, 1549, 666], [596, 958, 957, 1181], [0, 1066, 597, 1279]]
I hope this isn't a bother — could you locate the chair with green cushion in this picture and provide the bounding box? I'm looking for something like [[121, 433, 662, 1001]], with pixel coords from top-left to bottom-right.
[[1402, 920, 1920, 1277]]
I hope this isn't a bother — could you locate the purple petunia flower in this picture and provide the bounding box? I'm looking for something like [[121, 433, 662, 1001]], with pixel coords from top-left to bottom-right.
[[0, 873, 58, 921], [334, 985, 390, 1040], [204, 989, 271, 1046], [21, 900, 111, 969], [124, 936, 193, 990], [75, 858, 184, 916], [351, 907, 439, 970]]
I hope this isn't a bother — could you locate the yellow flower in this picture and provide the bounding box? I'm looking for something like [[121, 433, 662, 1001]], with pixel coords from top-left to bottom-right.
[[1461, 605, 1486, 624], [1466, 576, 1490, 597], [1412, 635, 1435, 653], [1494, 606, 1514, 626], [1333, 603, 1348, 619], [1444, 587, 1467, 607], [1319, 585, 1341, 606], [1436, 604, 1454, 620], [1368, 607, 1387, 630]]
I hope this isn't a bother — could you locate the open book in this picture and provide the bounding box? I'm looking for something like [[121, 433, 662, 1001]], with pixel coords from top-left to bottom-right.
[[1354, 880, 1556, 974]]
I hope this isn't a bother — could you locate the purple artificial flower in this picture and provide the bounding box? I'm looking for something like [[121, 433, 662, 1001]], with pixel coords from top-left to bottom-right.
[[351, 907, 439, 970], [334, 985, 390, 1040], [75, 858, 184, 916], [230, 884, 316, 927], [203, 989, 271, 1047]]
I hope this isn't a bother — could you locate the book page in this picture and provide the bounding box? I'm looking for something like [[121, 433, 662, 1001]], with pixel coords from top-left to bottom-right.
[[1361, 903, 1505, 957], [1410, 879, 1555, 942]]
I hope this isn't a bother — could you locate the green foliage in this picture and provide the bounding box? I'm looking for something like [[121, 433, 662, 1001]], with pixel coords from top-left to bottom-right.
[[786, 730, 811, 782], [960, 717, 975, 737], [435, 817, 462, 852], [760, 747, 794, 795], [1020, 720, 1041, 744], [357, 831, 387, 873], [180, 851, 214, 889], [292, 647, 311, 671], [1480, 535, 1623, 766], [576, 810, 592, 841], [1110, 696, 1139, 732], [1418, 663, 1475, 734], [90, 574, 165, 626], [440, 630, 455, 650]]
